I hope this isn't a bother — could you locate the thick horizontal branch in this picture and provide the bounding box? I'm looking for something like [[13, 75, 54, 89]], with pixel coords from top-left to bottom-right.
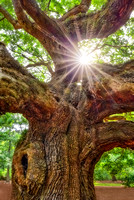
[[79, 121, 134, 164], [0, 5, 21, 29], [0, 43, 57, 121], [81, 60, 134, 124], [63, 0, 134, 40], [95, 121, 134, 152]]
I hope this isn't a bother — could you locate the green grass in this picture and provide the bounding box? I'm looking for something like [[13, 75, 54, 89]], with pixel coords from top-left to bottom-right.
[[94, 182, 123, 187]]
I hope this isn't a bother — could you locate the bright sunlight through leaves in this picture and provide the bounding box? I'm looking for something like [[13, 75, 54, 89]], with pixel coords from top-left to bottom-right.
[[78, 50, 96, 65]]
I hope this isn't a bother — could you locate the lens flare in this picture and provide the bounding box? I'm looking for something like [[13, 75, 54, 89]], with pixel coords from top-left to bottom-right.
[[78, 49, 96, 66], [79, 54, 90, 65]]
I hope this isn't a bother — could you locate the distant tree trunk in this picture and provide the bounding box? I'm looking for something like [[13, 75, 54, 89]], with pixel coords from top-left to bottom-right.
[[6, 138, 11, 182], [112, 175, 117, 182], [6, 165, 10, 182]]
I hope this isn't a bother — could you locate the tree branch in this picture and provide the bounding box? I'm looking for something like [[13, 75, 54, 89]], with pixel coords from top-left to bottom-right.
[[90, 42, 133, 55], [0, 17, 5, 22], [81, 60, 134, 124], [63, 0, 134, 40], [0, 5, 21, 29], [26, 61, 54, 76], [60, 0, 91, 21], [79, 121, 134, 164], [19, 0, 67, 42], [12, 0, 52, 45], [10, 45, 54, 76], [0, 43, 57, 121], [95, 121, 134, 152], [47, 0, 51, 10]]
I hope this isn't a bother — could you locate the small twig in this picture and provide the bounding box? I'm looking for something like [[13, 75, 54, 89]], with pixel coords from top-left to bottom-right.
[[99, 43, 131, 49], [26, 61, 48, 68], [26, 61, 54, 76], [11, 48, 36, 63], [89, 41, 133, 55], [10, 44, 54, 75], [88, 39, 104, 54], [0, 17, 5, 21], [47, 0, 51, 10], [16, 44, 44, 63], [0, 5, 21, 29]]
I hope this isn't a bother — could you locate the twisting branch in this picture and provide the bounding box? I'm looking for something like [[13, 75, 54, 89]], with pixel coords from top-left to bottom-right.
[[0, 43, 57, 120], [79, 121, 134, 163], [19, 0, 66, 42], [95, 121, 134, 152], [26, 61, 54, 76], [12, 0, 49, 44], [63, 0, 134, 40], [60, 0, 91, 21], [81, 60, 134, 124], [0, 5, 21, 29]]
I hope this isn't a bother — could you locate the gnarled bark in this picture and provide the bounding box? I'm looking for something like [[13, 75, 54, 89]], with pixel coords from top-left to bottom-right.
[[0, 43, 57, 120], [0, 45, 132, 200], [0, 1, 134, 200]]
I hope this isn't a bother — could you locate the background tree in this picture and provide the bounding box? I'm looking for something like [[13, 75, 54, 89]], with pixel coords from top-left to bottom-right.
[[0, 113, 28, 181], [94, 147, 134, 185], [0, 0, 134, 200]]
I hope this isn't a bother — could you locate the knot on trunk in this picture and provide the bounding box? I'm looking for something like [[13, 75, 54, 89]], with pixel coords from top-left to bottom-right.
[[12, 142, 46, 196]]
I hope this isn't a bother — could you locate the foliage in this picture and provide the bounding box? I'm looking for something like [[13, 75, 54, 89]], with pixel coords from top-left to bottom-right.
[[94, 147, 134, 187], [103, 112, 134, 122], [0, 113, 28, 180], [122, 173, 134, 187]]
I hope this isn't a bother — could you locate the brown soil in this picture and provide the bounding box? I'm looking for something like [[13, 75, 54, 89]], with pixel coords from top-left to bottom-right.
[[0, 181, 134, 200], [0, 181, 12, 200], [95, 186, 134, 200]]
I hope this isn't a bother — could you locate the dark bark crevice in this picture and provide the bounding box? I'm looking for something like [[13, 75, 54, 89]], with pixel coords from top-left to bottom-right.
[[21, 154, 28, 178]]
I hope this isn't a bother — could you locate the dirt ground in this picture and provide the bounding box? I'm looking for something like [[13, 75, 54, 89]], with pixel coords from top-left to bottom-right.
[[0, 181, 12, 200], [0, 181, 134, 200], [95, 186, 134, 200]]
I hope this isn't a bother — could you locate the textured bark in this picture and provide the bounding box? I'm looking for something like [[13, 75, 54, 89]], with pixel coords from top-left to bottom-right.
[[0, 43, 132, 200], [0, 43, 57, 120], [0, 1, 134, 200]]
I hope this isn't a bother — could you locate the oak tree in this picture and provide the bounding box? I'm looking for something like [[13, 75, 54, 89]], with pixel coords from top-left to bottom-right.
[[0, 0, 134, 199]]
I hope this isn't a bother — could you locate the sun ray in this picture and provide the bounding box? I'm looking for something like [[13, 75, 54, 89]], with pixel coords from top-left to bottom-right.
[[88, 65, 118, 105]]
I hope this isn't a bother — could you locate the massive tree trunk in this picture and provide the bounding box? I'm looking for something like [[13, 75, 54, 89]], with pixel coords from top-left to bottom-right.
[[0, 0, 134, 200], [0, 43, 134, 200]]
